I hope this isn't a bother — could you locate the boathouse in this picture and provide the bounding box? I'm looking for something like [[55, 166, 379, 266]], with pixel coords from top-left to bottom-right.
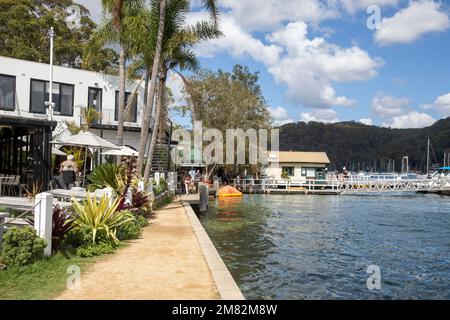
[[264, 151, 330, 180]]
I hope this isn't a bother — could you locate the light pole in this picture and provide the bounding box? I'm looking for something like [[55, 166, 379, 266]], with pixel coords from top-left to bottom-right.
[[45, 27, 55, 121]]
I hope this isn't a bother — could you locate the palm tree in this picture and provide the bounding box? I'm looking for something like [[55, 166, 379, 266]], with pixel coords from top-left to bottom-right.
[[136, 0, 167, 176], [84, 1, 145, 151], [137, 0, 221, 180], [141, 2, 222, 181]]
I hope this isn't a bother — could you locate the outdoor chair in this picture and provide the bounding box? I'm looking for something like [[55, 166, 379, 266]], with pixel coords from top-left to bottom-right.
[[3, 175, 21, 196]]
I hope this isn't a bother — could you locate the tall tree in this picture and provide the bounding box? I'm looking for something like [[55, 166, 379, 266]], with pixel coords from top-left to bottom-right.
[[136, 0, 167, 176], [100, 0, 142, 148], [174, 66, 273, 176], [0, 0, 118, 71], [137, 0, 221, 180], [85, 0, 145, 150]]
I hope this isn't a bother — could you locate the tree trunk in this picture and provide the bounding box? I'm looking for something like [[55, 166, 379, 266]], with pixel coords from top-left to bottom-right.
[[116, 46, 126, 149], [136, 0, 166, 177], [143, 70, 150, 106], [143, 74, 166, 181]]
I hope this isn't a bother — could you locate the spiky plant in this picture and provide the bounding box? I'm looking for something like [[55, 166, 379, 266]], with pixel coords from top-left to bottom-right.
[[71, 194, 134, 244], [87, 163, 126, 193]]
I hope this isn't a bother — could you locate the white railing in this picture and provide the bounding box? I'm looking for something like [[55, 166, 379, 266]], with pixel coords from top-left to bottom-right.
[[230, 177, 450, 194]]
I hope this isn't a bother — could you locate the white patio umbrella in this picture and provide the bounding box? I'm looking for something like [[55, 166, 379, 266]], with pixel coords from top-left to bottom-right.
[[51, 131, 120, 186], [101, 146, 139, 157], [51, 131, 119, 150], [52, 148, 67, 156]]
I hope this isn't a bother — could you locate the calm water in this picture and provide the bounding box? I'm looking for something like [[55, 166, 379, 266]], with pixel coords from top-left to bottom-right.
[[198, 194, 450, 299]]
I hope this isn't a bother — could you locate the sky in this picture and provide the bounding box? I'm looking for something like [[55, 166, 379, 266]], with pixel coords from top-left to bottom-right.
[[76, 0, 450, 128]]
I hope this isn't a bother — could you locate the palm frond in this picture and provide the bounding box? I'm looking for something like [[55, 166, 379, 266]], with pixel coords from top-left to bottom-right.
[[200, 0, 219, 25]]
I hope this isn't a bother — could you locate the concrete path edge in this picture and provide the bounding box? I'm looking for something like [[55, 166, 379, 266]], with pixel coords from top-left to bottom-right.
[[181, 199, 245, 300]]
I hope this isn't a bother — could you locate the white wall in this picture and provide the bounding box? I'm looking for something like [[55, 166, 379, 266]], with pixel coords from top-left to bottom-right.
[[265, 162, 327, 180], [88, 128, 145, 151], [0, 56, 150, 147]]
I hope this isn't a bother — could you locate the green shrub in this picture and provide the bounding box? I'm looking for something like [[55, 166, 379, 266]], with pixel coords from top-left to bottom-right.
[[1, 227, 47, 267], [71, 194, 134, 245], [64, 226, 96, 248], [75, 242, 115, 258], [87, 163, 125, 193], [117, 213, 149, 241], [153, 178, 168, 196]]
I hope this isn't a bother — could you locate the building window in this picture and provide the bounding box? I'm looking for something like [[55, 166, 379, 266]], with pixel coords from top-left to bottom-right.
[[301, 167, 317, 178], [0, 74, 16, 110], [282, 166, 295, 177], [30, 80, 46, 114], [30, 79, 74, 116], [115, 91, 137, 122], [88, 87, 102, 124]]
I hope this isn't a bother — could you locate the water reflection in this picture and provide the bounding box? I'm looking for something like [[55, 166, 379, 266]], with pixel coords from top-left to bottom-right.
[[199, 194, 450, 299]]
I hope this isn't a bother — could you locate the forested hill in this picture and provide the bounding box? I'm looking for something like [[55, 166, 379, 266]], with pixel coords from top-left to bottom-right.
[[278, 117, 450, 172]]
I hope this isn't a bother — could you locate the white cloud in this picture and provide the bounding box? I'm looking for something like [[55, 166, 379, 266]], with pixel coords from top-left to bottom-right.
[[219, 0, 340, 32], [269, 106, 294, 126], [267, 22, 383, 108], [194, 19, 383, 109], [300, 109, 340, 123], [340, 0, 399, 14], [191, 14, 282, 65], [189, 2, 385, 110], [372, 92, 410, 117], [382, 111, 435, 128], [74, 0, 103, 23], [422, 92, 450, 117], [375, 0, 450, 46], [359, 118, 373, 125]]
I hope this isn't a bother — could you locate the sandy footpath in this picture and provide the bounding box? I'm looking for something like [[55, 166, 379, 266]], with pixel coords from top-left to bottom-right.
[[57, 198, 220, 300]]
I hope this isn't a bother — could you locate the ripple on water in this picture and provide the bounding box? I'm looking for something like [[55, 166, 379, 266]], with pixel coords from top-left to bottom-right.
[[199, 194, 450, 299]]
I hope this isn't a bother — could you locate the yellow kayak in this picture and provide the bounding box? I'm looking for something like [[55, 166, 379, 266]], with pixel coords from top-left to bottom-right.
[[218, 185, 243, 197]]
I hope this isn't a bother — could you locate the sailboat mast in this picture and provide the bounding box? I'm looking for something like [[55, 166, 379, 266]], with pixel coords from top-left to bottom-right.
[[426, 137, 430, 173]]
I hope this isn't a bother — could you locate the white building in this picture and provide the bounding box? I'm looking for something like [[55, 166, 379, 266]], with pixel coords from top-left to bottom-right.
[[0, 56, 169, 188], [0, 55, 154, 150], [264, 151, 330, 180]]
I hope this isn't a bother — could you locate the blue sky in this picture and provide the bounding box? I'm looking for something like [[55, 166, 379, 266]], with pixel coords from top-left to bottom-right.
[[77, 0, 450, 128]]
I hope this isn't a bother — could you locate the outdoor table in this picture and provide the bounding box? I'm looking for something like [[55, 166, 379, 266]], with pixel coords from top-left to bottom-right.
[[48, 188, 111, 201], [48, 188, 88, 201]]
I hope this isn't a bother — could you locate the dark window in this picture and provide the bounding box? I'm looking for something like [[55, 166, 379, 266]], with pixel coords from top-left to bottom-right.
[[30, 80, 46, 114], [115, 91, 137, 122], [88, 87, 102, 124], [59, 84, 74, 116], [282, 166, 295, 177], [0, 74, 16, 110], [30, 79, 74, 116]]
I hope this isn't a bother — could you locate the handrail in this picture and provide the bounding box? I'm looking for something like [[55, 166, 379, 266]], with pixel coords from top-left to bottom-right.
[[0, 200, 41, 227], [229, 177, 450, 193]]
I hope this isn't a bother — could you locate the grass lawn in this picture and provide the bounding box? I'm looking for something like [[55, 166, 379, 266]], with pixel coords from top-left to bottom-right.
[[0, 251, 97, 300]]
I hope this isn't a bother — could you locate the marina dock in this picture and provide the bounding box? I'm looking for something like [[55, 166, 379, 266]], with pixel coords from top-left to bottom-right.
[[231, 177, 450, 195]]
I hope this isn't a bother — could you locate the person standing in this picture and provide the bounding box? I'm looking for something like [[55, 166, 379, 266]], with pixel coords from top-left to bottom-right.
[[184, 173, 192, 195], [189, 167, 196, 180], [60, 154, 78, 189]]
